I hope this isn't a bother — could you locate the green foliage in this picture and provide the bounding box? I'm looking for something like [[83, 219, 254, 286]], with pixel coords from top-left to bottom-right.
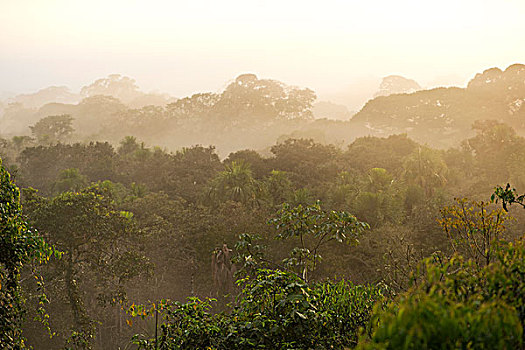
[[134, 212, 525, 350], [0, 158, 53, 348], [270, 139, 341, 188], [6, 105, 525, 349], [225, 150, 270, 179], [343, 134, 418, 174], [233, 233, 268, 277], [5, 66, 525, 350], [310, 279, 387, 349], [353, 182, 404, 229], [483, 239, 525, 335], [361, 238, 525, 349], [52, 168, 88, 194], [403, 184, 425, 214], [439, 198, 508, 267], [464, 121, 525, 184], [491, 183, 525, 211], [289, 188, 314, 207], [360, 292, 521, 350], [17, 141, 117, 195], [264, 170, 294, 207], [117, 136, 142, 156], [271, 201, 369, 281], [25, 185, 150, 348], [130, 298, 220, 350], [131, 269, 384, 350], [30, 114, 74, 145], [403, 146, 448, 197], [233, 269, 318, 348], [228, 270, 325, 349], [11, 136, 34, 151], [207, 161, 260, 206], [329, 167, 405, 228], [327, 171, 360, 209]]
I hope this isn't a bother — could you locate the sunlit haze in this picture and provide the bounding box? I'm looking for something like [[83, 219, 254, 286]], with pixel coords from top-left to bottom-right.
[[1, 0, 524, 97], [3, 3, 525, 348]]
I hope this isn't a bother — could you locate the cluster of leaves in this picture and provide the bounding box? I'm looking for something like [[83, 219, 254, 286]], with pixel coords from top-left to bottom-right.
[[232, 200, 369, 285], [0, 158, 55, 348], [359, 193, 525, 349], [130, 269, 385, 350], [29, 115, 74, 145], [271, 201, 369, 281], [360, 237, 525, 349], [492, 183, 525, 211], [23, 184, 151, 349], [439, 198, 508, 267]]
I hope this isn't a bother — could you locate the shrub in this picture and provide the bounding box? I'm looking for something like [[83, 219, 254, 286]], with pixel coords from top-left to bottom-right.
[[131, 269, 385, 349]]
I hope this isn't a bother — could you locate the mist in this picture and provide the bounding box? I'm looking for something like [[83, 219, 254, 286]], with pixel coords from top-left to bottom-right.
[[2, 0, 524, 97], [1, 1, 525, 349]]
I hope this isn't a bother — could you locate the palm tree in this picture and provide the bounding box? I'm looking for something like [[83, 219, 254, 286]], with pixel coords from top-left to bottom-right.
[[208, 161, 259, 205], [403, 146, 448, 197]]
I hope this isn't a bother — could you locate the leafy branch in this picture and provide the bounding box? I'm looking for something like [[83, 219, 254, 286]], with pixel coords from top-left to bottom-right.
[[491, 183, 525, 211]]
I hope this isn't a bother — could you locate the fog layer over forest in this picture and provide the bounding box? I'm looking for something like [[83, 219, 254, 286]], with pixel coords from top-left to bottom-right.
[[1, 63, 525, 349], [2, 64, 524, 156]]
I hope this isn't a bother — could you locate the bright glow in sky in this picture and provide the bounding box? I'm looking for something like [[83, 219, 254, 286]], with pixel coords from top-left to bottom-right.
[[1, 0, 524, 98]]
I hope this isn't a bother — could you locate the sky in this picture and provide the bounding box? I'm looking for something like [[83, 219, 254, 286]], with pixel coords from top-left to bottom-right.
[[1, 0, 524, 99]]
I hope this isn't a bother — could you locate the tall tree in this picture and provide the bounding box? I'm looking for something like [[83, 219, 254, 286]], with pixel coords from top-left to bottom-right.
[[80, 74, 141, 103], [30, 115, 74, 145], [403, 146, 448, 197], [24, 185, 149, 349], [207, 161, 259, 206], [0, 159, 52, 347]]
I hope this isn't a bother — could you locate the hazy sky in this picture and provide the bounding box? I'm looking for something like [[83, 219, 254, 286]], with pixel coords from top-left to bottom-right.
[[1, 0, 524, 98]]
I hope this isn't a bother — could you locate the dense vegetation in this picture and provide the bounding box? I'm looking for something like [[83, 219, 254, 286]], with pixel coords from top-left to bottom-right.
[[1, 64, 525, 349]]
